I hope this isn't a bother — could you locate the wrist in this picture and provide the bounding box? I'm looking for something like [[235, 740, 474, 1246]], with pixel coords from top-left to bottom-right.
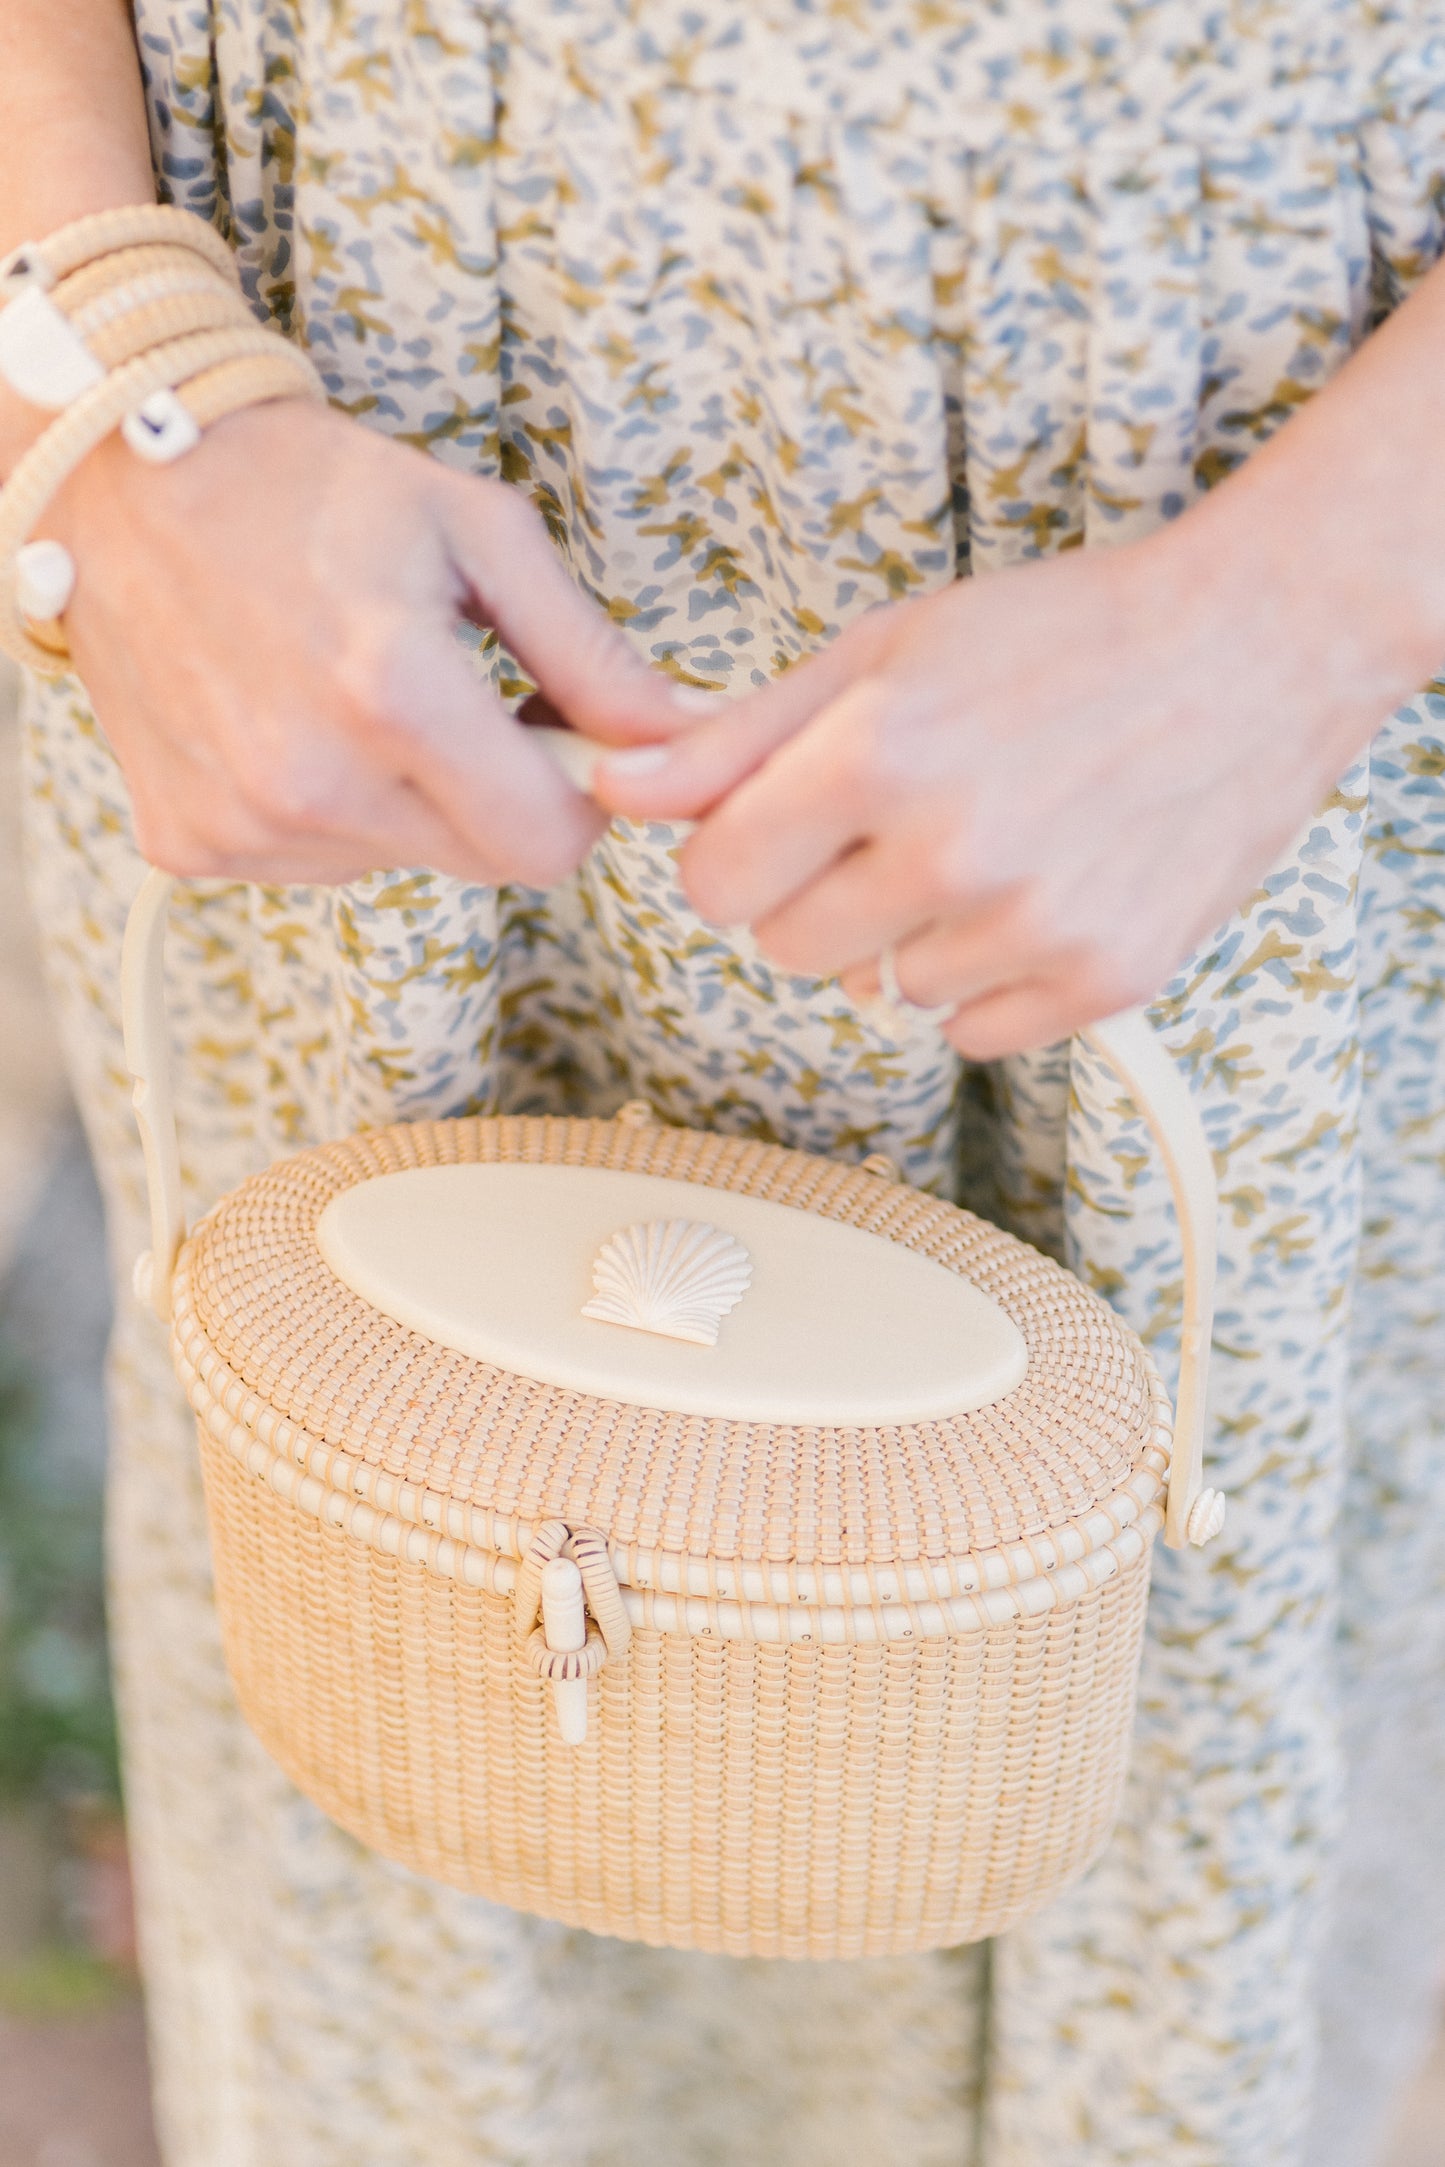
[[45, 395, 295, 552], [1226, 454, 1445, 705], [1157, 444, 1440, 792], [1174, 265, 1445, 773], [0, 209, 320, 674]]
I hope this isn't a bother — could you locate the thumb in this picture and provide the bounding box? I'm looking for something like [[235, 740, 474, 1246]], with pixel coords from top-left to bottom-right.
[[590, 631, 867, 821], [437, 474, 694, 746]]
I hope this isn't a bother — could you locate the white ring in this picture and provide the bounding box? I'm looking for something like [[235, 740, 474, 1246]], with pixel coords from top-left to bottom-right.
[[875, 942, 958, 1030], [15, 539, 77, 625], [877, 942, 904, 1010]]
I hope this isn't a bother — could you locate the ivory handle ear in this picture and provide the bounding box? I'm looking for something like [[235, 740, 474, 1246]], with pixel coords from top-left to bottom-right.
[[1080, 1009, 1220, 1552]]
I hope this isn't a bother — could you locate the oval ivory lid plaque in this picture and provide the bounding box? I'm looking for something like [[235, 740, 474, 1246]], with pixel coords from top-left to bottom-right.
[[316, 1162, 1028, 1428]]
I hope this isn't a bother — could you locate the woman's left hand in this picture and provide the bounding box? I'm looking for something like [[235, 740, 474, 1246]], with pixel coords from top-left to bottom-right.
[[591, 505, 1394, 1059]]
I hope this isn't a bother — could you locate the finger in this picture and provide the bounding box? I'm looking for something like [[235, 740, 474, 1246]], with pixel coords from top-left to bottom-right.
[[104, 609, 602, 889], [129, 788, 380, 885], [124, 735, 413, 884], [672, 675, 899, 927], [753, 846, 919, 981], [345, 775, 553, 885], [164, 846, 381, 884], [368, 613, 609, 887], [136, 765, 514, 886], [835, 891, 1049, 1010], [437, 478, 691, 747], [943, 978, 1089, 1063], [591, 619, 887, 820], [165, 685, 536, 887], [135, 802, 500, 889], [752, 834, 1018, 983]]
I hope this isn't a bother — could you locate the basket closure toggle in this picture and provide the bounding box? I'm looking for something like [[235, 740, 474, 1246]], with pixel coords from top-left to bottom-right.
[[514, 1521, 632, 1745]]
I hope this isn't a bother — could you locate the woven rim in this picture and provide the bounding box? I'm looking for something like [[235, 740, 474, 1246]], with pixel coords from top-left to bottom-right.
[[176, 1116, 1170, 1603], [181, 1325, 1167, 1640]]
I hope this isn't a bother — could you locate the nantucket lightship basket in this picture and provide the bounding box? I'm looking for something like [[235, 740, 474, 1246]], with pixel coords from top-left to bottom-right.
[[122, 868, 1222, 1961]]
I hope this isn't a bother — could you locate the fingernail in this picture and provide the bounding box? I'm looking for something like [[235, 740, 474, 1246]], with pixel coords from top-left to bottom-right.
[[670, 684, 727, 714], [603, 745, 672, 776]]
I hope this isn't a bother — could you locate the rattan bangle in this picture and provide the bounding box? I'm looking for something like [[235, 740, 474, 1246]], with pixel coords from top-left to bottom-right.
[[49, 245, 236, 319], [0, 325, 323, 673], [0, 204, 239, 298], [81, 285, 259, 375], [174, 346, 325, 433], [53, 253, 251, 361], [0, 248, 250, 417]]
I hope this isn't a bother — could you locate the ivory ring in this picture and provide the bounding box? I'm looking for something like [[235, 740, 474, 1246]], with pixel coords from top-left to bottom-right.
[[875, 943, 958, 1029], [15, 538, 77, 625]]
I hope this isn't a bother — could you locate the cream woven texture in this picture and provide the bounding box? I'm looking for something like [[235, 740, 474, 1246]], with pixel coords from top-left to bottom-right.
[[1, 203, 239, 292], [177, 348, 325, 432], [80, 284, 256, 374], [52, 243, 241, 319], [173, 1114, 1169, 1958]]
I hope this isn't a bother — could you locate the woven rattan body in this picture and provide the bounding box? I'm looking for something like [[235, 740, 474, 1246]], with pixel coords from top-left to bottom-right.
[[173, 1113, 1171, 1959]]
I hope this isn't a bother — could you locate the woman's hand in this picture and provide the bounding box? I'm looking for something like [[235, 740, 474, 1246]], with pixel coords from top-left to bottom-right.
[[45, 393, 686, 886], [592, 503, 1414, 1057], [591, 247, 1445, 1061]]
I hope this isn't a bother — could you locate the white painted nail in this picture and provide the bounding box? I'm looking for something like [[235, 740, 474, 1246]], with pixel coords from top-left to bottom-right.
[[670, 685, 728, 714], [604, 745, 672, 776]]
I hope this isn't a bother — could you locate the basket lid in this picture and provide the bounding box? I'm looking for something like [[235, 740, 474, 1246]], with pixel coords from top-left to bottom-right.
[[315, 1158, 1030, 1427], [175, 1112, 1168, 1589]]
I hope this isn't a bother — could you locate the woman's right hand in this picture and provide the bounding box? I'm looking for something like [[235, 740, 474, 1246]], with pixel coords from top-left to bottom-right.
[[42, 393, 686, 886]]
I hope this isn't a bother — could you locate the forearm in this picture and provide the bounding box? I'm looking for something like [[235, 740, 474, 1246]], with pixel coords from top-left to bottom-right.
[[1176, 253, 1445, 773], [0, 0, 156, 474]]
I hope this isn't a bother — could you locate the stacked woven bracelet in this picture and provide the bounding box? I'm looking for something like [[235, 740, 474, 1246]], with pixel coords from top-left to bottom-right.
[[0, 204, 324, 676]]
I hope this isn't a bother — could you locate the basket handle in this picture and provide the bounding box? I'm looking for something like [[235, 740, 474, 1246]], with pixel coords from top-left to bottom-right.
[[121, 866, 184, 1326], [121, 764, 1220, 1552], [1078, 1009, 1220, 1550]]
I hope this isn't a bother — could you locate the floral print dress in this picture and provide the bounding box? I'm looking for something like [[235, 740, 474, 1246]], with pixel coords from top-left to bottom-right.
[[19, 0, 1445, 2161]]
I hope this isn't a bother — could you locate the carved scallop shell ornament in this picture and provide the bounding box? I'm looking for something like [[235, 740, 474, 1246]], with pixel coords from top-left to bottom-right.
[[582, 1219, 753, 1347]]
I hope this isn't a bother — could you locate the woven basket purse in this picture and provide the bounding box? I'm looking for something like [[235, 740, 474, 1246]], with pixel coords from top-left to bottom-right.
[[122, 865, 1220, 1961]]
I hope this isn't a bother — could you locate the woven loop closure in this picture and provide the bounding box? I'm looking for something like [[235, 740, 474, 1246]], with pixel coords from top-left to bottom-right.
[[515, 1520, 630, 1744], [564, 1526, 633, 1659], [524, 1626, 609, 1682], [514, 1519, 632, 1661]]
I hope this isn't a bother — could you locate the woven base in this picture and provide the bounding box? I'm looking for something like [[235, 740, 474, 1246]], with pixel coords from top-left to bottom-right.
[[200, 1426, 1152, 1959]]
